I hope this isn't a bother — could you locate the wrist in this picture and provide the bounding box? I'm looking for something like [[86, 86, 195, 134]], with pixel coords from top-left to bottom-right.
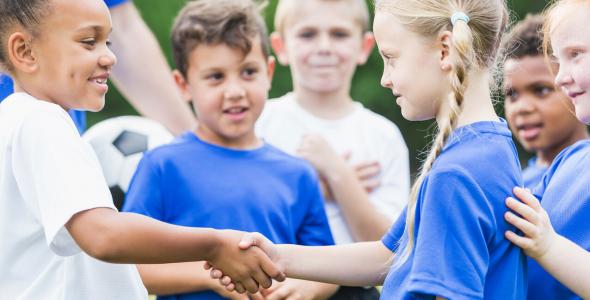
[[324, 160, 352, 184], [535, 230, 561, 262], [202, 228, 224, 262]]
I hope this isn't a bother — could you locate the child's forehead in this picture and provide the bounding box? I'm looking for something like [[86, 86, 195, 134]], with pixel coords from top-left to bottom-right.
[[277, 0, 368, 32], [45, 0, 112, 30], [188, 39, 267, 69]]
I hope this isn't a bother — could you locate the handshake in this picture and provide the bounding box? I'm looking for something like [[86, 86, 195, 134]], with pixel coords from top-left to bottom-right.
[[206, 230, 284, 294]]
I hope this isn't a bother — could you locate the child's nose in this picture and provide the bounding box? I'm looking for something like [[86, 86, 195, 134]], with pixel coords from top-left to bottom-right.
[[554, 65, 573, 88], [99, 48, 117, 68], [224, 82, 246, 100]]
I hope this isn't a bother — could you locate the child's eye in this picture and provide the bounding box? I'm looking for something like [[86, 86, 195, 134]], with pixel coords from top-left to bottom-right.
[[81, 39, 96, 46], [533, 85, 553, 98], [106, 40, 112, 48], [331, 30, 350, 39], [206, 73, 224, 81], [242, 68, 258, 78], [504, 89, 518, 102], [298, 30, 316, 39]]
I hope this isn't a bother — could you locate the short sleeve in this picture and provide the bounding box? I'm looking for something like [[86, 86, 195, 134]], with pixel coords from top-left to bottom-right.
[[12, 107, 115, 256], [408, 170, 494, 299], [295, 169, 335, 246], [381, 208, 407, 252], [122, 153, 165, 221], [104, 0, 128, 8]]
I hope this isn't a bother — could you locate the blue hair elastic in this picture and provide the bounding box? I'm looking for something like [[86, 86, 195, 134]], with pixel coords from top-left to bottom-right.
[[451, 12, 470, 26]]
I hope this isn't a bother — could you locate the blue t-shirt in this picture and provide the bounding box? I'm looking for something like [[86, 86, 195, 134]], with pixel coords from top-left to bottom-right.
[[380, 120, 527, 300], [528, 140, 590, 300], [123, 132, 334, 300], [522, 157, 547, 190], [0, 0, 127, 133]]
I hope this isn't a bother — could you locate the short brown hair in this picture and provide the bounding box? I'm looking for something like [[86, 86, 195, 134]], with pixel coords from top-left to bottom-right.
[[0, 0, 51, 73], [171, 0, 270, 77], [502, 14, 544, 60]]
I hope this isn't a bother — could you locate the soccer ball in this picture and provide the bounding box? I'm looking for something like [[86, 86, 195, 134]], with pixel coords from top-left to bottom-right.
[[83, 116, 174, 210]]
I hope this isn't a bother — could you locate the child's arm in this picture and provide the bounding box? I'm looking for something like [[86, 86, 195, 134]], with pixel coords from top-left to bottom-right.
[[109, 2, 196, 135], [258, 278, 338, 300], [297, 134, 392, 241], [209, 233, 392, 288], [65, 208, 284, 293], [505, 187, 590, 299], [136, 262, 251, 299]]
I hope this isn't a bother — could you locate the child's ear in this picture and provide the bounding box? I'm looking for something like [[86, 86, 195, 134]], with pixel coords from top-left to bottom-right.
[[357, 32, 375, 65], [7, 31, 37, 73], [172, 70, 193, 103], [270, 32, 289, 66], [266, 56, 276, 88], [437, 31, 453, 72]]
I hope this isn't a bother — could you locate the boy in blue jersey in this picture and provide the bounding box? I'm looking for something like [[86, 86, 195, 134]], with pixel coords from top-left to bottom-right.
[[122, 0, 338, 299], [0, 0, 196, 135], [501, 14, 588, 189]]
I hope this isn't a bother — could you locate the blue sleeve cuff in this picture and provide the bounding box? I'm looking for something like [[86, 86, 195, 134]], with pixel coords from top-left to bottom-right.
[[104, 0, 129, 8]]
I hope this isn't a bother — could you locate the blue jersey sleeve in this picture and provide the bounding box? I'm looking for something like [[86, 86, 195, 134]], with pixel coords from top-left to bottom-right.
[[122, 153, 165, 221], [0, 73, 14, 101], [295, 170, 335, 246], [104, 0, 128, 8], [408, 169, 494, 299], [381, 208, 406, 252]]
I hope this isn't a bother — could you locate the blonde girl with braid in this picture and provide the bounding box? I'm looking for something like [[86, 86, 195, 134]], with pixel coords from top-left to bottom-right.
[[205, 0, 529, 299]]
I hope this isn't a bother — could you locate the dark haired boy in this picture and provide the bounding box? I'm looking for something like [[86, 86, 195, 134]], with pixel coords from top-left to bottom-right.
[[123, 0, 338, 299]]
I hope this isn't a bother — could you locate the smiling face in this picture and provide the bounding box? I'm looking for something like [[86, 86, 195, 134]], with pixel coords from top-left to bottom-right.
[[175, 37, 274, 149], [551, 3, 590, 123], [273, 0, 371, 94], [23, 0, 115, 111], [504, 55, 584, 157], [373, 10, 449, 121]]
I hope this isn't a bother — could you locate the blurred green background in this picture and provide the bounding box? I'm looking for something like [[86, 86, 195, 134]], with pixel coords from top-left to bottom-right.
[[93, 0, 551, 176]]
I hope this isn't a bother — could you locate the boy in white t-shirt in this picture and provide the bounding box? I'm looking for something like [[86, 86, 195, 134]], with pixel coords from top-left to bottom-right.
[[255, 0, 409, 298], [0, 0, 283, 299]]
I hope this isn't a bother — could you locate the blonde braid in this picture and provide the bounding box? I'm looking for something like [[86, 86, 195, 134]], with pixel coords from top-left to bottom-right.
[[393, 6, 480, 269]]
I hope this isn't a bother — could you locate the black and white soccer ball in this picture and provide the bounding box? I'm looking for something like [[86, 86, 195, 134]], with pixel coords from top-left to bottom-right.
[[83, 116, 173, 210]]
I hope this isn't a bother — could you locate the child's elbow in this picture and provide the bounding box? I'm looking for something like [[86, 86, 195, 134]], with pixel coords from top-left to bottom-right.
[[66, 208, 123, 262]]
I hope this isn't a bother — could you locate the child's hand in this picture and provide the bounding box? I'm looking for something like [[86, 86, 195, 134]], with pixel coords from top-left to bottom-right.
[[206, 230, 285, 294], [352, 160, 381, 193], [297, 134, 347, 179], [504, 187, 558, 260], [259, 278, 319, 300], [206, 232, 284, 293]]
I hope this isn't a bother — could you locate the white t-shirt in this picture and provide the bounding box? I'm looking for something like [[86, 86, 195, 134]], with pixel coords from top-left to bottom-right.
[[256, 93, 410, 244], [0, 93, 147, 300]]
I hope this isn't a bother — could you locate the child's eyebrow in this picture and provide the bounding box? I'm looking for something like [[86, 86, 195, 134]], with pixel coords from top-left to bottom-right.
[[76, 25, 113, 35]]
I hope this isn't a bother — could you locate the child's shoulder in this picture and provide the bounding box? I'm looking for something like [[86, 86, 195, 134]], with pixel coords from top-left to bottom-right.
[[544, 139, 590, 180], [1, 93, 76, 133]]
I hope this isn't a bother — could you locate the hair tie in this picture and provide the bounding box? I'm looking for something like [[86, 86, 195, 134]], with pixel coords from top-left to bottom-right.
[[451, 12, 470, 26]]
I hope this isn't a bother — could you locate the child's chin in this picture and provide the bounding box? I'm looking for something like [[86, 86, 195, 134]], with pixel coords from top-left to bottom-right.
[[85, 99, 106, 112]]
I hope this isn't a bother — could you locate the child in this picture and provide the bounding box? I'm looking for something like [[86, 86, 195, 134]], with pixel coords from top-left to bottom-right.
[[211, 0, 528, 299], [0, 0, 283, 298], [121, 0, 338, 299], [502, 14, 589, 189], [504, 1, 590, 299]]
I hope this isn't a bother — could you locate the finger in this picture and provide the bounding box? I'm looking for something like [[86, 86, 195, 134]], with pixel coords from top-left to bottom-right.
[[360, 178, 381, 192], [341, 151, 352, 161], [505, 230, 533, 249], [505, 211, 538, 238], [239, 232, 264, 249], [220, 276, 233, 286], [505, 197, 539, 224], [266, 285, 291, 300], [257, 250, 286, 282], [252, 265, 273, 289], [249, 292, 266, 300], [211, 269, 223, 279], [513, 187, 542, 211], [225, 282, 236, 292], [355, 161, 381, 179], [204, 262, 212, 270], [234, 283, 246, 294], [242, 277, 260, 294]]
